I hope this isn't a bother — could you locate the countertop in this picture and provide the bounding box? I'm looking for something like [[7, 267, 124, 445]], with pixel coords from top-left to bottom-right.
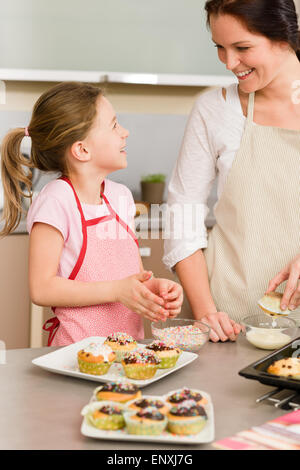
[[0, 336, 293, 450]]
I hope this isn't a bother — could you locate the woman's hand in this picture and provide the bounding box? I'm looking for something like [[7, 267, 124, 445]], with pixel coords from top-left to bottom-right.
[[143, 277, 184, 319], [197, 312, 243, 343], [116, 271, 169, 322], [266, 254, 300, 311]]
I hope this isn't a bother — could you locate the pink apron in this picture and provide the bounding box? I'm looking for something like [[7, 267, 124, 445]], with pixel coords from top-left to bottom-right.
[[43, 176, 143, 346]]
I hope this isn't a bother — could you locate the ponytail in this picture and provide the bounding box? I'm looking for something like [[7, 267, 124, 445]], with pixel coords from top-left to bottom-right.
[[0, 81, 103, 237], [1, 128, 33, 236]]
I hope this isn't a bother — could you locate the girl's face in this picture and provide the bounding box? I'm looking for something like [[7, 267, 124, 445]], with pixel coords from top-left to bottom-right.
[[84, 96, 129, 172], [209, 14, 290, 93]]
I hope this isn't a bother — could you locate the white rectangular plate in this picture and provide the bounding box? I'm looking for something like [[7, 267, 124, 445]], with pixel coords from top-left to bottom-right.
[[81, 391, 214, 445], [32, 336, 198, 388]]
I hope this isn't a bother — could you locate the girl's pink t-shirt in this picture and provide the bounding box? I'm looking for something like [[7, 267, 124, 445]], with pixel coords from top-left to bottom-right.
[[27, 178, 136, 278]]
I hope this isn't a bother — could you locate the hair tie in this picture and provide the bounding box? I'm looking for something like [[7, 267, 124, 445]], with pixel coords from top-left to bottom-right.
[[24, 127, 30, 137]]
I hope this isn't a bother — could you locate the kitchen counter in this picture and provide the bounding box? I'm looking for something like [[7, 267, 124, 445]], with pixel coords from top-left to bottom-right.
[[0, 336, 294, 450]]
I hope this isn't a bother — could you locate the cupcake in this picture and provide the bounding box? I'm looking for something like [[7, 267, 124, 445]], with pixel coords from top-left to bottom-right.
[[121, 348, 161, 380], [267, 357, 300, 379], [167, 399, 208, 435], [81, 401, 125, 430], [165, 388, 207, 406], [104, 332, 138, 362], [93, 381, 142, 403], [124, 406, 167, 435], [146, 340, 181, 369], [77, 343, 115, 375], [127, 396, 169, 415], [258, 292, 290, 316]]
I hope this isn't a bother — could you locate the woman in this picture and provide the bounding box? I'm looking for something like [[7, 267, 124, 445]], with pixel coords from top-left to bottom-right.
[[163, 0, 300, 342]]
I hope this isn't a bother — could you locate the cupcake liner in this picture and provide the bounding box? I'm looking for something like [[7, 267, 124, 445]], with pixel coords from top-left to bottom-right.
[[158, 354, 181, 369], [81, 401, 126, 430], [122, 363, 158, 380], [167, 416, 207, 435], [124, 411, 167, 435], [78, 358, 113, 376], [87, 413, 125, 430]]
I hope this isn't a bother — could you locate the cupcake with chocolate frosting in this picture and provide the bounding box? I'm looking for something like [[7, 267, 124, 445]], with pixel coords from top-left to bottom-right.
[[93, 381, 142, 403], [81, 401, 125, 430], [121, 348, 160, 380], [167, 399, 207, 435], [165, 387, 207, 406], [146, 340, 181, 369], [104, 332, 137, 363], [77, 343, 115, 375], [124, 406, 167, 435], [127, 396, 169, 415]]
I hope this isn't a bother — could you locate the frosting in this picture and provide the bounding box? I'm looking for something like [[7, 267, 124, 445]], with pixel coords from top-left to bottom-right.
[[106, 332, 136, 345], [136, 406, 165, 421], [170, 400, 207, 418], [146, 340, 178, 352], [134, 398, 164, 409], [123, 348, 160, 365], [168, 388, 203, 404], [99, 382, 139, 394], [98, 405, 122, 415], [83, 343, 113, 362]]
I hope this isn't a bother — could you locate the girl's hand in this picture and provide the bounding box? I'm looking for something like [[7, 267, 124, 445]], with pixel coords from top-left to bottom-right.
[[144, 278, 184, 319], [197, 312, 243, 343], [116, 271, 169, 322], [266, 254, 300, 311]]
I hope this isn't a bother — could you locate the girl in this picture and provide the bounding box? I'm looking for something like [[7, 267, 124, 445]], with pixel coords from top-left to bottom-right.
[[164, 0, 300, 342], [1, 81, 183, 346]]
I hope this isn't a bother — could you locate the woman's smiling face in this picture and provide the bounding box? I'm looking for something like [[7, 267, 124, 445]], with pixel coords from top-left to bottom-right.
[[209, 13, 290, 93]]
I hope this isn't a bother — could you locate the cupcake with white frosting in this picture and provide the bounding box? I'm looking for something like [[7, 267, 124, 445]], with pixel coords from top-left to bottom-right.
[[104, 332, 137, 363], [77, 342, 116, 375]]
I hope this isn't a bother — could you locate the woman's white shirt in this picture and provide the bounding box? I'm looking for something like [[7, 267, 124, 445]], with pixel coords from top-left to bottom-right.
[[163, 83, 247, 271]]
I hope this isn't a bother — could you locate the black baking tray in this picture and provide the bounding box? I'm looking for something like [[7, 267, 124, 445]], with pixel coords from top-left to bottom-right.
[[239, 337, 300, 391]]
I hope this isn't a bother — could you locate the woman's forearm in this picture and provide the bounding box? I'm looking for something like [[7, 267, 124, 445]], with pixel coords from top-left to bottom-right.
[[175, 249, 217, 319], [30, 276, 119, 307]]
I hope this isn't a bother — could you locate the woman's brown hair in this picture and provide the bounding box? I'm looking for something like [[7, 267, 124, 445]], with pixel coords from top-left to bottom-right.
[[1, 81, 102, 236], [205, 0, 300, 60]]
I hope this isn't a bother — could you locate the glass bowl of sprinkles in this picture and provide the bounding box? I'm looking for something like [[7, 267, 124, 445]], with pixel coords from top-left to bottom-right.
[[151, 318, 210, 353]]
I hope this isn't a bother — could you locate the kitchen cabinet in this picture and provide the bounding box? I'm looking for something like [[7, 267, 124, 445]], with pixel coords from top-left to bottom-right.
[[0, 234, 31, 349]]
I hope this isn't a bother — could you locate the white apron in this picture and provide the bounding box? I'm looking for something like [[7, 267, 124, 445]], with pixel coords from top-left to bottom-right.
[[204, 91, 300, 324]]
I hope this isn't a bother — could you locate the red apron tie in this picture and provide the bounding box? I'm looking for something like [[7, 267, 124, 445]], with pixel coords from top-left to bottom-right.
[[43, 316, 60, 346]]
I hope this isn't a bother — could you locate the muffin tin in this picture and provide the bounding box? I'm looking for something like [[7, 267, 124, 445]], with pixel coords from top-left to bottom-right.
[[239, 336, 300, 391]]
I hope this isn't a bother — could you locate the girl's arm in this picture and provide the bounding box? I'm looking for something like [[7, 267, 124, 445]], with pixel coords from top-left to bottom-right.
[[175, 249, 242, 342], [29, 222, 167, 322]]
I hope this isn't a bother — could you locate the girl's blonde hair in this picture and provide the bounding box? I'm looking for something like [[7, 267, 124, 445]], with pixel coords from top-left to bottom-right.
[[1, 81, 102, 236]]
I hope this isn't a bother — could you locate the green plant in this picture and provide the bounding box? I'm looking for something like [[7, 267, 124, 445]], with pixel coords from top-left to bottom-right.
[[141, 173, 166, 183]]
